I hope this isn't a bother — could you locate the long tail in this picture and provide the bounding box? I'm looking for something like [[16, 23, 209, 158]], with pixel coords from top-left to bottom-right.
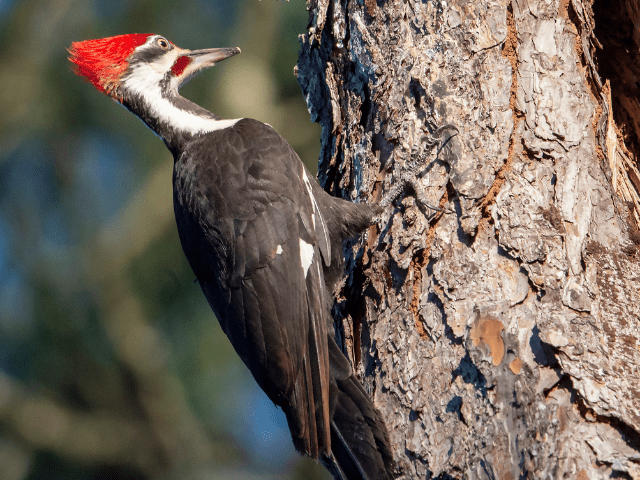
[[321, 337, 394, 480]]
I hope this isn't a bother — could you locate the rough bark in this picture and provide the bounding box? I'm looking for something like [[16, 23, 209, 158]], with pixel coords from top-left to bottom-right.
[[296, 0, 640, 478]]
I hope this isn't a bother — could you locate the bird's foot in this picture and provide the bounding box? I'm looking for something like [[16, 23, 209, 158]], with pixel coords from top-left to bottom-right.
[[378, 124, 458, 216]]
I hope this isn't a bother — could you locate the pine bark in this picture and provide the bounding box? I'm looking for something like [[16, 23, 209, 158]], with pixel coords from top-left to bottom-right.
[[296, 1, 640, 478]]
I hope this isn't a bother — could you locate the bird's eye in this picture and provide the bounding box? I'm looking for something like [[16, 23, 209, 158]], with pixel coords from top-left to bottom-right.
[[157, 38, 169, 49]]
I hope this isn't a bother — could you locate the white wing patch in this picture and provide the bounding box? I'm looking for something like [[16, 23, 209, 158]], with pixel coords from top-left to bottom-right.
[[299, 238, 314, 277], [276, 245, 283, 255], [302, 169, 330, 252], [121, 61, 241, 135]]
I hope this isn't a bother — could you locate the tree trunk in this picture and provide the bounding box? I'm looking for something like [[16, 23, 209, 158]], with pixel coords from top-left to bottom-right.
[[296, 0, 640, 478]]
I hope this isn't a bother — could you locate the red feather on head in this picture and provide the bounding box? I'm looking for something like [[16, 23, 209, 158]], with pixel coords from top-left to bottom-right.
[[68, 34, 153, 94]]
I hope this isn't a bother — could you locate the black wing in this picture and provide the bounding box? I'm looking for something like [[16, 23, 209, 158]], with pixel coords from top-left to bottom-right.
[[173, 118, 333, 456]]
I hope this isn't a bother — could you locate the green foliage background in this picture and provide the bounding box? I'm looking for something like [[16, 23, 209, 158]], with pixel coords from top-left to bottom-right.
[[0, 0, 327, 478]]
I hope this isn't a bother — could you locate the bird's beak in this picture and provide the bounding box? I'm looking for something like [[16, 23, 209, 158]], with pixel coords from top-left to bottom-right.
[[185, 47, 241, 65], [172, 47, 241, 89]]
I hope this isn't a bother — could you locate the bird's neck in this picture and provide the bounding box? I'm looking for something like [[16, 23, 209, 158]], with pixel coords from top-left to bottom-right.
[[120, 85, 240, 154]]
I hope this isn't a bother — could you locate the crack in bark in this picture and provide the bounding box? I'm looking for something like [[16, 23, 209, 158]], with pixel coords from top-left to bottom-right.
[[478, 3, 521, 229]]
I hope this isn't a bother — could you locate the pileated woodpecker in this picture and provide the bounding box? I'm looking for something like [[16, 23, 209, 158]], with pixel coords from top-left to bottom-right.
[[69, 34, 393, 479]]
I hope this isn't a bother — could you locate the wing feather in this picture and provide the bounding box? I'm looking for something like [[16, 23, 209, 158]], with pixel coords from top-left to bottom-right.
[[239, 220, 260, 276], [305, 256, 331, 448]]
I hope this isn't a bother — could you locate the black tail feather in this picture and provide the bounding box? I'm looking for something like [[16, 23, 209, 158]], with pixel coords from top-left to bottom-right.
[[322, 337, 394, 480]]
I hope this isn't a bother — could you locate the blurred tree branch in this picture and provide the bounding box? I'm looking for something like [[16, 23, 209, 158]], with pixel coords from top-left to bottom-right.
[[0, 370, 163, 475]]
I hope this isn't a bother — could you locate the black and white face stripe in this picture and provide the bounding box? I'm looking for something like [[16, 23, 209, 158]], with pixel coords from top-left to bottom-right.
[[120, 35, 240, 136], [127, 35, 175, 66]]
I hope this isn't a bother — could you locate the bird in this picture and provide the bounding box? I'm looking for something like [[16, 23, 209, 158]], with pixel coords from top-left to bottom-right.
[[69, 33, 394, 480]]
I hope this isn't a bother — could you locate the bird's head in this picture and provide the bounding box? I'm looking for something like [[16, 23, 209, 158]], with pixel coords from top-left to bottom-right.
[[68, 33, 240, 101]]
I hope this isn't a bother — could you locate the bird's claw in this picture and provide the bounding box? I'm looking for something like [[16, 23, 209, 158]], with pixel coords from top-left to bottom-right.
[[378, 124, 457, 217]]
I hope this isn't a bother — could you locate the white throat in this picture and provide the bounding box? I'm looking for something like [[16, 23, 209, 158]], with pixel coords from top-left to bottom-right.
[[121, 61, 240, 135]]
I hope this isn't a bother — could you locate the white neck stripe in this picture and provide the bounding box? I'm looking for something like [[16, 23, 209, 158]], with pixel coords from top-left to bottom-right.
[[121, 62, 240, 135]]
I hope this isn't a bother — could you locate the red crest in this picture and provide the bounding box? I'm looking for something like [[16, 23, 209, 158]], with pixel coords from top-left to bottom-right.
[[68, 34, 153, 93]]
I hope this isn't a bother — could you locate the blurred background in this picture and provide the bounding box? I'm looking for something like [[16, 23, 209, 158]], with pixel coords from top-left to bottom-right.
[[0, 0, 328, 478]]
